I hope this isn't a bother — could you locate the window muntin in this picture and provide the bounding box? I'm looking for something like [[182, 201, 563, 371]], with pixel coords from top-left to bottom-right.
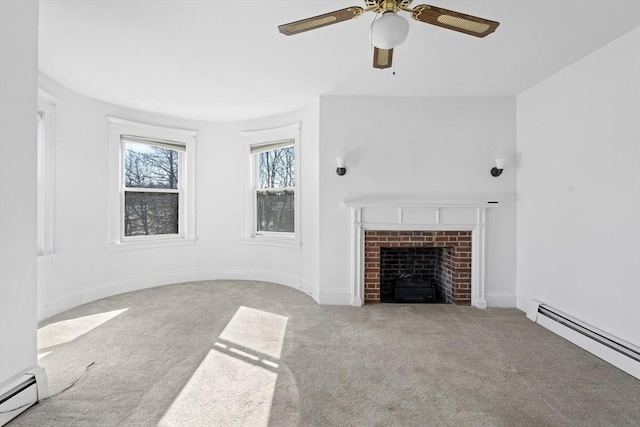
[[121, 137, 184, 238], [254, 143, 295, 234]]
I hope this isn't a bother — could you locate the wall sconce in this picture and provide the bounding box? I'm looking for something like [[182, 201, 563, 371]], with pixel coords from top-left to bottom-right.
[[491, 158, 506, 177], [336, 157, 346, 176]]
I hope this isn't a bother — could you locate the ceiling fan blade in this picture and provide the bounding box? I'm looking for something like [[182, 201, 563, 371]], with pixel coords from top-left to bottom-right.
[[278, 7, 364, 36], [373, 47, 393, 69], [411, 4, 499, 37]]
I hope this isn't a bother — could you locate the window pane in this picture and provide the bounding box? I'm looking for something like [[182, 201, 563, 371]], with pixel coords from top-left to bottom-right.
[[256, 191, 294, 233], [257, 146, 295, 189], [124, 192, 179, 236], [124, 142, 179, 189]]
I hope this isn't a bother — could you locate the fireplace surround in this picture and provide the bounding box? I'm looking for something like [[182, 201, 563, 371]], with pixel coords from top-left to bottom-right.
[[343, 197, 497, 308]]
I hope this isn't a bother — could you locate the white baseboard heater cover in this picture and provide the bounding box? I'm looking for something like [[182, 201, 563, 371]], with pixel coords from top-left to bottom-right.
[[529, 301, 640, 380], [0, 366, 47, 426]]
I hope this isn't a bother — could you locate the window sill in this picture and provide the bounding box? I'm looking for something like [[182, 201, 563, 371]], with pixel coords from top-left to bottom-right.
[[108, 237, 197, 252], [242, 235, 301, 249]]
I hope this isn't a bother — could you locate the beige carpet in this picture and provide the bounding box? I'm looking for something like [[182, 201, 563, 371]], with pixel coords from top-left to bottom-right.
[[9, 280, 640, 426]]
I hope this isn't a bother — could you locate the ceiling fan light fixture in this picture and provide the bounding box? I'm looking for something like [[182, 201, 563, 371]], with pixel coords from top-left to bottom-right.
[[278, 1, 500, 69], [371, 12, 409, 49]]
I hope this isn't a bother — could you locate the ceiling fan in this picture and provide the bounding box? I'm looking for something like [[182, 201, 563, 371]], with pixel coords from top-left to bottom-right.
[[278, 0, 499, 69]]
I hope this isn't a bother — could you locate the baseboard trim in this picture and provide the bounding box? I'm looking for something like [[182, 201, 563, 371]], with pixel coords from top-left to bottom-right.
[[318, 289, 352, 305], [299, 278, 319, 302], [38, 268, 320, 321], [485, 291, 516, 308]]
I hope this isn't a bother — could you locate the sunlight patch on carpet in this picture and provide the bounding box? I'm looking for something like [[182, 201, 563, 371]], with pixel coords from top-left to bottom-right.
[[219, 306, 288, 359], [38, 308, 129, 349], [158, 306, 288, 427], [37, 351, 52, 361]]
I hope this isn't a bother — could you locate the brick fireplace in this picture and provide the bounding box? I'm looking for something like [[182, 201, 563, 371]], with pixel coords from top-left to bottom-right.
[[365, 230, 472, 305], [343, 198, 496, 308]]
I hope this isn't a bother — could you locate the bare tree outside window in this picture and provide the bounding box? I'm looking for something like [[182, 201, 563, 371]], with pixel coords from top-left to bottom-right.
[[256, 145, 295, 233], [123, 141, 181, 236]]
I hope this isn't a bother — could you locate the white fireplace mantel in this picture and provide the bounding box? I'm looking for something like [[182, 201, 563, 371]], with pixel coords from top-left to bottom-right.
[[343, 197, 499, 308]]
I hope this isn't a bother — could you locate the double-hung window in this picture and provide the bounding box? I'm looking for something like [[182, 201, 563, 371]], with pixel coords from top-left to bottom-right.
[[253, 140, 295, 234], [121, 135, 183, 237], [108, 118, 197, 249], [242, 123, 300, 245]]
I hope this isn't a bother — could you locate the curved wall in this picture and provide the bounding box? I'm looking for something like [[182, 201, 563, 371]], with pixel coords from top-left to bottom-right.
[[38, 76, 518, 320], [37, 75, 320, 320]]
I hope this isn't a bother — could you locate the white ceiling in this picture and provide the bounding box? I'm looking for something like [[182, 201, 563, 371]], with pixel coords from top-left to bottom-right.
[[39, 0, 640, 122]]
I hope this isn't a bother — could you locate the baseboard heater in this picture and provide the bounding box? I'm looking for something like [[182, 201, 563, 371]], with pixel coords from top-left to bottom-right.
[[528, 302, 640, 379], [0, 367, 48, 426]]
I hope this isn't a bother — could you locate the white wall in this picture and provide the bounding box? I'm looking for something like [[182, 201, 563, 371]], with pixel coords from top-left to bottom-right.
[[37, 76, 320, 320], [516, 27, 640, 346], [37, 81, 517, 317], [0, 0, 39, 385], [318, 96, 517, 306]]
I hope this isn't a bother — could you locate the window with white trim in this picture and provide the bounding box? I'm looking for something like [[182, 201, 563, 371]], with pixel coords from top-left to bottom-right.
[[108, 118, 197, 249], [242, 123, 300, 244], [37, 93, 56, 255]]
